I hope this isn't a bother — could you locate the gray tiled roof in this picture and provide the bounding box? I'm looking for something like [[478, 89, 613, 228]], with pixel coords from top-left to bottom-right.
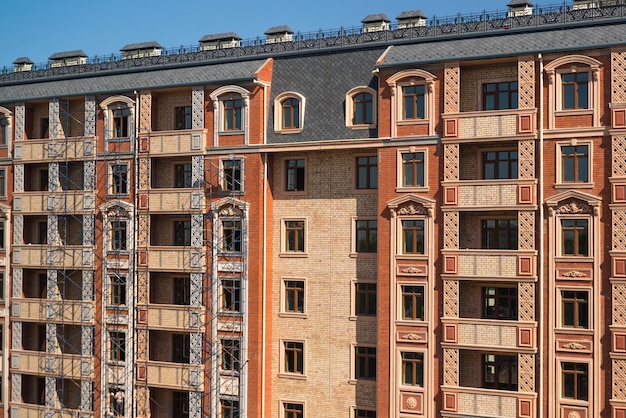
[[507, 0, 533, 6], [266, 48, 385, 144], [362, 14, 391, 23], [13, 57, 33, 64], [378, 21, 626, 67], [265, 26, 293, 35], [397, 10, 427, 20], [120, 41, 162, 51], [0, 59, 267, 103], [49, 50, 88, 60], [199, 33, 242, 42]]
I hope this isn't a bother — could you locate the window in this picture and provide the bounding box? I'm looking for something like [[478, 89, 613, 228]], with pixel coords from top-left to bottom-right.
[[355, 283, 377, 316], [173, 334, 190, 363], [0, 117, 8, 145], [402, 152, 425, 187], [284, 280, 305, 314], [40, 118, 49, 139], [562, 362, 588, 400], [355, 346, 376, 380], [221, 278, 241, 313], [175, 106, 192, 130], [353, 92, 373, 125], [174, 277, 191, 305], [113, 108, 130, 138], [222, 220, 242, 252], [221, 339, 241, 371], [111, 221, 127, 251], [561, 145, 589, 183], [284, 220, 305, 253], [483, 354, 518, 391], [356, 220, 377, 253], [561, 219, 589, 256], [356, 156, 377, 189], [223, 99, 242, 131], [110, 275, 126, 305], [402, 85, 425, 119], [0, 168, 6, 198], [562, 290, 589, 329], [401, 285, 425, 321], [283, 341, 304, 374], [483, 81, 518, 110], [222, 159, 243, 192], [281, 98, 300, 129], [401, 352, 424, 386], [110, 389, 125, 416], [111, 164, 128, 195], [0, 220, 4, 250], [354, 410, 376, 418], [483, 150, 518, 180], [402, 220, 425, 254], [562, 72, 588, 110], [483, 287, 518, 320], [221, 399, 239, 418], [175, 163, 192, 188], [174, 220, 191, 246], [285, 159, 305, 192], [0, 272, 4, 301], [283, 402, 304, 418], [173, 392, 190, 418], [110, 331, 126, 361], [482, 219, 518, 250]]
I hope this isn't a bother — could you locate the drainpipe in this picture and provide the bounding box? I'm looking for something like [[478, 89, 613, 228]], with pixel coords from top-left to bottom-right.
[[537, 53, 545, 418]]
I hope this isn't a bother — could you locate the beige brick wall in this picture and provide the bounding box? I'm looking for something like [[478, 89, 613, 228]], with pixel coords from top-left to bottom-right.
[[271, 149, 378, 416], [460, 64, 517, 112], [155, 94, 191, 131], [459, 350, 482, 387], [459, 282, 482, 318]]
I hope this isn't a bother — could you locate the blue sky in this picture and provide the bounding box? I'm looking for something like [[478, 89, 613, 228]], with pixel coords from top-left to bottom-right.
[[2, 0, 545, 68]]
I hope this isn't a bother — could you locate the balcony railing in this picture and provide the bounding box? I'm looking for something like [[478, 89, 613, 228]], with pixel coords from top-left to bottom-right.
[[443, 179, 536, 208], [145, 189, 205, 212], [146, 361, 204, 390], [12, 245, 94, 269], [9, 404, 92, 418], [147, 247, 205, 271], [441, 386, 536, 418], [14, 191, 96, 213], [441, 318, 536, 349], [10, 351, 94, 380], [442, 249, 537, 278], [148, 305, 205, 330], [143, 129, 205, 155], [14, 137, 96, 161], [11, 298, 94, 324]]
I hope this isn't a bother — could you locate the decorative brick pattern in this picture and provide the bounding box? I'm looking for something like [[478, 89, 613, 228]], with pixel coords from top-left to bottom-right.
[[614, 135, 626, 178], [457, 323, 517, 347], [82, 270, 94, 301], [444, 62, 460, 114], [82, 326, 94, 357], [138, 214, 149, 247], [137, 270, 148, 304], [12, 322, 21, 350], [444, 143, 459, 182], [458, 114, 518, 138], [84, 95, 96, 137], [190, 333, 202, 364], [518, 211, 535, 250], [49, 99, 60, 139], [14, 103, 25, 141], [518, 353, 535, 392], [12, 374, 21, 402], [518, 139, 535, 179], [457, 184, 518, 206], [614, 210, 626, 251], [81, 380, 93, 411], [444, 212, 459, 249], [139, 91, 152, 132], [192, 86, 204, 130], [519, 282, 535, 322], [444, 280, 459, 318], [457, 254, 518, 277], [192, 155, 204, 187], [612, 47, 626, 104], [12, 268, 22, 298], [458, 391, 517, 418], [518, 55, 535, 109], [443, 348, 459, 386], [615, 283, 626, 325], [614, 358, 626, 399], [138, 157, 150, 191], [83, 214, 95, 245], [13, 164, 24, 193], [13, 214, 23, 245], [190, 273, 203, 307]]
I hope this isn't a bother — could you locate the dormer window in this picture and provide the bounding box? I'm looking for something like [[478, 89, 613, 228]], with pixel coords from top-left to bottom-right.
[[346, 87, 376, 129], [209, 86, 250, 139], [274, 92, 305, 134]]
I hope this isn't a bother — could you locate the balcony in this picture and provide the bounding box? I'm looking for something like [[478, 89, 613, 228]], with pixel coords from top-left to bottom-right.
[[10, 404, 92, 418], [11, 298, 94, 324], [14, 136, 96, 161], [442, 109, 536, 140], [144, 129, 205, 155], [145, 361, 204, 390], [10, 351, 94, 379], [441, 386, 536, 418], [146, 247, 205, 271], [148, 305, 205, 330], [143, 189, 205, 212], [442, 179, 536, 209], [13, 245, 94, 269], [14, 191, 96, 213], [442, 249, 536, 279], [441, 318, 536, 350]]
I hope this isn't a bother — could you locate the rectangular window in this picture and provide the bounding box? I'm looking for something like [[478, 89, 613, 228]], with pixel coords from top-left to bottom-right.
[[0, 272, 4, 301], [562, 72, 589, 109], [483, 150, 518, 180], [483, 81, 518, 110], [285, 221, 305, 253], [353, 92, 373, 125], [174, 277, 191, 305], [111, 221, 127, 251], [113, 108, 130, 138], [175, 106, 192, 130], [402, 285, 425, 321], [173, 333, 190, 363], [354, 410, 376, 418], [111, 164, 128, 194], [355, 283, 377, 316], [222, 339, 241, 371], [402, 220, 425, 254], [0, 168, 6, 198], [0, 117, 8, 145], [223, 99, 242, 131], [284, 280, 305, 314], [0, 220, 4, 250], [355, 346, 376, 380], [483, 354, 518, 391], [561, 145, 589, 183], [283, 341, 304, 374], [402, 85, 425, 119], [222, 159, 242, 192], [222, 220, 242, 252], [110, 331, 126, 362], [402, 352, 424, 386], [356, 156, 377, 189], [562, 290, 589, 329], [221, 278, 241, 313], [402, 152, 425, 187], [356, 220, 377, 253], [221, 399, 239, 418], [110, 275, 126, 305], [561, 219, 589, 256], [283, 402, 304, 418], [482, 219, 518, 250], [286, 159, 305, 192], [173, 392, 190, 418], [562, 362, 588, 400], [174, 220, 191, 246], [281, 98, 300, 129], [174, 163, 192, 188], [483, 287, 518, 320]]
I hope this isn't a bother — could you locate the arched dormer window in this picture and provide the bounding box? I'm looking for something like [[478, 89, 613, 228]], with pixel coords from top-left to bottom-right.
[[346, 87, 376, 129], [274, 92, 305, 133], [99, 96, 135, 141], [210, 85, 250, 144], [386, 69, 437, 137]]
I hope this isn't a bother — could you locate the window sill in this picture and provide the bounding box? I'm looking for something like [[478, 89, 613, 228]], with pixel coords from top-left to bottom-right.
[[348, 378, 376, 385], [349, 315, 377, 321], [278, 372, 307, 380], [275, 128, 304, 135], [397, 119, 429, 126], [218, 130, 245, 136], [554, 327, 594, 335], [554, 256, 594, 262], [395, 320, 427, 326], [349, 252, 377, 259], [106, 138, 131, 142], [352, 187, 378, 194], [347, 124, 376, 130], [282, 190, 308, 197], [554, 182, 594, 189], [279, 252, 308, 258], [107, 250, 131, 256], [218, 189, 245, 196], [106, 194, 131, 199], [279, 312, 307, 319], [219, 370, 240, 377], [555, 109, 593, 117], [396, 186, 428, 193], [217, 311, 244, 317]]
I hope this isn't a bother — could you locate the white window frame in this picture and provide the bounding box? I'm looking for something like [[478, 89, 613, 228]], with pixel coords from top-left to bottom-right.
[[209, 85, 250, 142], [555, 140, 593, 188], [345, 87, 376, 129], [396, 148, 428, 192], [280, 218, 308, 257], [274, 92, 305, 133], [280, 277, 307, 317]]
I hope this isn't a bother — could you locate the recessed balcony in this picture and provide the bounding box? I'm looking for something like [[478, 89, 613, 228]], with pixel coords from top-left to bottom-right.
[[442, 109, 536, 139], [147, 305, 205, 330], [443, 179, 536, 209], [142, 129, 205, 155], [144, 361, 204, 391], [442, 249, 536, 279], [10, 351, 94, 380], [14, 136, 96, 161], [441, 386, 536, 418], [13, 245, 94, 269]]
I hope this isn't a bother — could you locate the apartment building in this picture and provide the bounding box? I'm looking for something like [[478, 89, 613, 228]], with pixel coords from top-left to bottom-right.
[[0, 0, 625, 417]]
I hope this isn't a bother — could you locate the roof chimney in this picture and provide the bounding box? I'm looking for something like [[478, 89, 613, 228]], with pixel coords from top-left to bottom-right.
[[265, 26, 294, 44], [361, 14, 391, 32], [199, 33, 242, 51]]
